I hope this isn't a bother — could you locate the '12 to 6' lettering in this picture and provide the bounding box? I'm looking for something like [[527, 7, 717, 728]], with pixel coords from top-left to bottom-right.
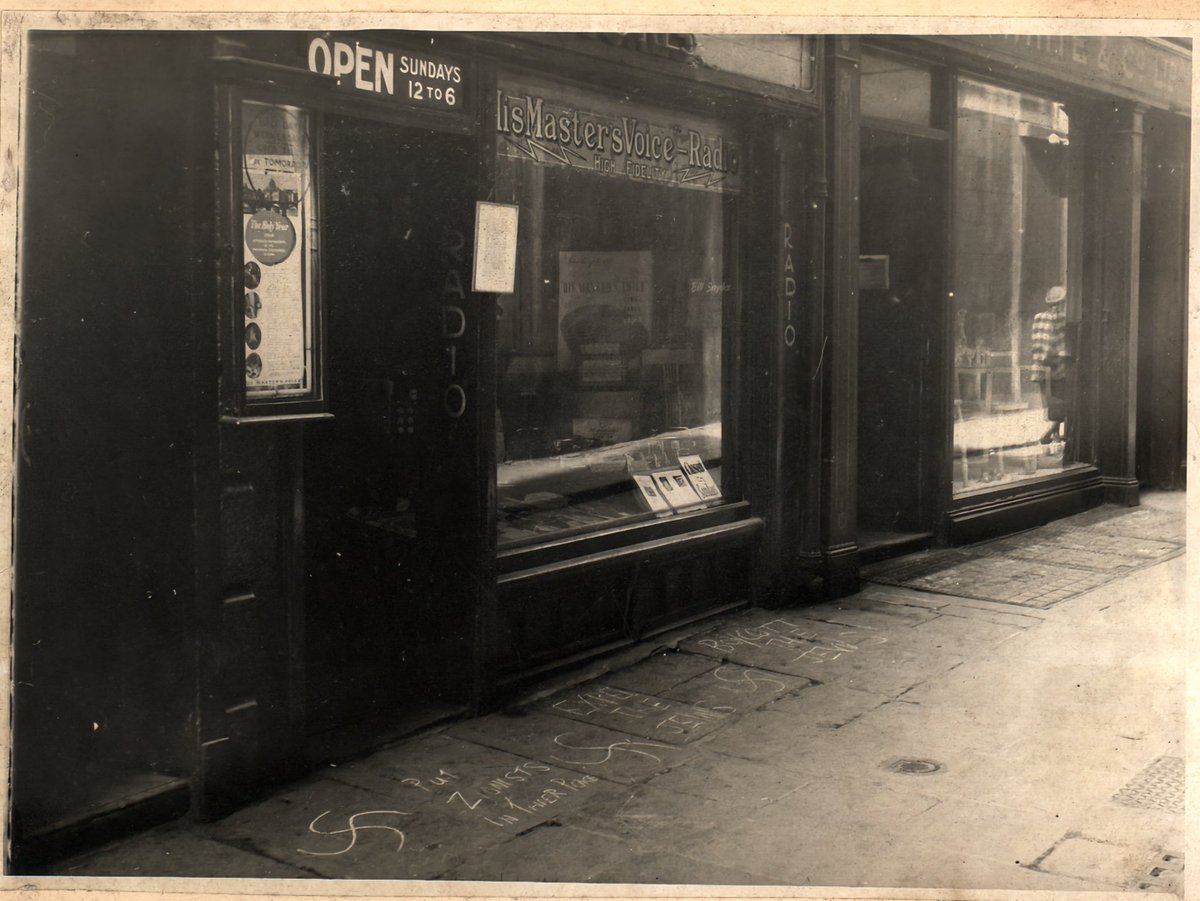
[[407, 80, 455, 106]]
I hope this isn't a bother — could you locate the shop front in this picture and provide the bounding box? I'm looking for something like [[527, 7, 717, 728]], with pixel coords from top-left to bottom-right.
[[204, 29, 820, 819], [840, 35, 1190, 563], [10, 28, 824, 865], [8, 26, 1188, 868]]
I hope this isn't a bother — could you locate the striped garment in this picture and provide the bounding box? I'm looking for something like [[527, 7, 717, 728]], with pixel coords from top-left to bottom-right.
[[1030, 307, 1068, 382]]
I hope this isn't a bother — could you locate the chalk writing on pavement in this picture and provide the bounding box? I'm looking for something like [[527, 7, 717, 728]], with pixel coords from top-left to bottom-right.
[[697, 618, 887, 662], [711, 664, 788, 692], [394, 759, 601, 831], [553, 685, 671, 719], [551, 684, 731, 736], [550, 733, 675, 766]]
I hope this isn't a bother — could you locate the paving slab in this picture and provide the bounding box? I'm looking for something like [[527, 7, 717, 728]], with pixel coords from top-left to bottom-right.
[[761, 681, 892, 728], [642, 747, 814, 806], [984, 528, 1182, 572], [603, 649, 719, 696], [1027, 831, 1141, 888], [883, 554, 1117, 608], [209, 777, 469, 879], [1064, 799, 1186, 886], [696, 707, 834, 768], [894, 796, 1069, 871], [327, 733, 615, 834], [559, 780, 761, 856], [539, 682, 733, 744], [930, 599, 1047, 628], [57, 826, 317, 879], [447, 710, 699, 784], [679, 613, 896, 682], [1048, 505, 1186, 544], [830, 648, 966, 698], [655, 662, 810, 713], [828, 706, 1025, 785], [907, 611, 1026, 650], [689, 775, 942, 885], [788, 598, 940, 631], [855, 582, 958, 609], [439, 822, 636, 883]]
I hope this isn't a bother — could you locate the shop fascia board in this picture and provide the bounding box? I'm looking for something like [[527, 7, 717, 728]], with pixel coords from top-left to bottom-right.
[[913, 35, 1191, 116]]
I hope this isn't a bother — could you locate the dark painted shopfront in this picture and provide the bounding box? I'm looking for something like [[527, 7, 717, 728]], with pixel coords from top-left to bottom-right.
[[8, 30, 1189, 867]]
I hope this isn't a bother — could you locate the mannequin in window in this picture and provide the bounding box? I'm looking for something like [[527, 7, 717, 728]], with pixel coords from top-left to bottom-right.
[[1030, 285, 1069, 444]]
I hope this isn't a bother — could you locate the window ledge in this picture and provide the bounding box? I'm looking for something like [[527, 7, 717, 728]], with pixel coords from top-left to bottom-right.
[[497, 499, 753, 575]]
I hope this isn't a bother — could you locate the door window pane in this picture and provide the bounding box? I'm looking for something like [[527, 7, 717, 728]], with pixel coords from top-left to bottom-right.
[[860, 51, 933, 126], [952, 78, 1082, 494], [494, 80, 737, 544]]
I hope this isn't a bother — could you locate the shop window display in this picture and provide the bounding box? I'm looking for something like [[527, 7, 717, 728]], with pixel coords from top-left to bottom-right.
[[951, 78, 1084, 494], [492, 81, 737, 544]]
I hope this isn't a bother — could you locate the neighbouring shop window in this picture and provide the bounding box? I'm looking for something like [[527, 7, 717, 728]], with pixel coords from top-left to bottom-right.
[[493, 78, 738, 544], [951, 78, 1083, 494], [241, 100, 319, 404]]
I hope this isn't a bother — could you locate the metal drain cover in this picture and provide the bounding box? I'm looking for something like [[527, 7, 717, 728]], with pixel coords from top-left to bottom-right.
[[883, 757, 944, 775], [1113, 756, 1184, 813]]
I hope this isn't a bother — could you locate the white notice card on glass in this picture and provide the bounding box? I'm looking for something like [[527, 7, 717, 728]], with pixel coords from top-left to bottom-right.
[[632, 473, 672, 514], [678, 454, 722, 501], [652, 468, 704, 510], [472, 201, 519, 293]]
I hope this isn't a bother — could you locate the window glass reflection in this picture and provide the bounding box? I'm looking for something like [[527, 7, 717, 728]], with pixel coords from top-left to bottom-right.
[[493, 90, 735, 544], [952, 78, 1083, 493]]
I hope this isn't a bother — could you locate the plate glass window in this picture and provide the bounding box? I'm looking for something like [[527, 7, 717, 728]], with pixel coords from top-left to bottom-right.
[[492, 79, 738, 544], [951, 78, 1083, 494]]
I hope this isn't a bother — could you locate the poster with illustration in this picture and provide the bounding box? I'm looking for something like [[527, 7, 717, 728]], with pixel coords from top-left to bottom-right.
[[557, 251, 652, 372], [242, 100, 315, 399], [631, 473, 672, 514], [651, 467, 704, 510]]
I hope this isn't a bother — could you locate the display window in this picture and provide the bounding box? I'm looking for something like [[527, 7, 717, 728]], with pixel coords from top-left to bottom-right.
[[492, 77, 739, 545], [950, 77, 1085, 494]]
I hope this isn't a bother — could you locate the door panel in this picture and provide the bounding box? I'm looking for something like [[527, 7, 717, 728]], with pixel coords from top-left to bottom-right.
[[199, 422, 302, 818], [857, 129, 945, 534]]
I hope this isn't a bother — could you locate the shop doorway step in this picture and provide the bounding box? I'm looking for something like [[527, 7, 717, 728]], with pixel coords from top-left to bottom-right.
[[857, 530, 933, 565]]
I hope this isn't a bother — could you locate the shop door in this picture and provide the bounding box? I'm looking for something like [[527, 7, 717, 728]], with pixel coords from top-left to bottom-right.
[[304, 116, 481, 741], [857, 129, 945, 538]]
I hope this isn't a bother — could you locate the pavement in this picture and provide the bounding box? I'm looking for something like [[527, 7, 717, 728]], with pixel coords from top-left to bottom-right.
[[48, 491, 1187, 894]]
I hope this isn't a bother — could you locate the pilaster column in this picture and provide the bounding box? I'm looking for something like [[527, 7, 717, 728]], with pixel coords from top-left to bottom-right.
[[822, 35, 861, 595], [1095, 102, 1145, 505]]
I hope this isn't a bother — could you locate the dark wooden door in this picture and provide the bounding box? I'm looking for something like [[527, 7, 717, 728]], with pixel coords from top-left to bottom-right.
[[1136, 113, 1188, 490], [857, 129, 945, 534], [304, 117, 482, 737]]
